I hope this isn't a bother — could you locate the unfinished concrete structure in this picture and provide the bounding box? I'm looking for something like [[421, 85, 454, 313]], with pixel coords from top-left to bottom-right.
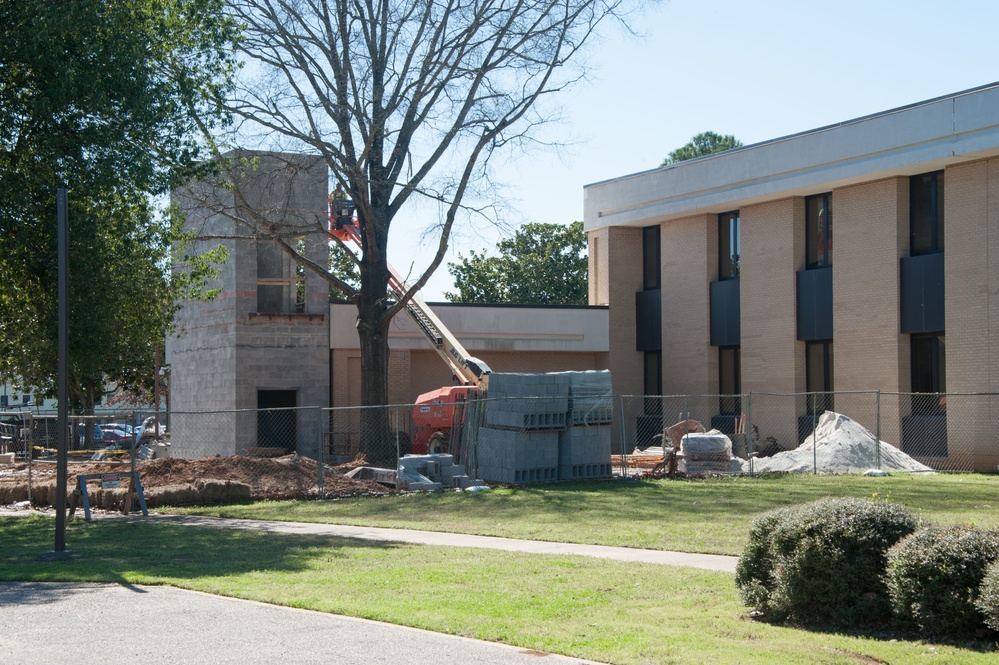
[[586, 82, 999, 471], [170, 152, 330, 458]]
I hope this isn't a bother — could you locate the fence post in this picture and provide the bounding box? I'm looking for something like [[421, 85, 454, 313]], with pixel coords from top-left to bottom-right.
[[316, 407, 325, 499], [616, 395, 628, 477], [811, 393, 818, 475], [746, 392, 754, 476], [875, 391, 881, 470]]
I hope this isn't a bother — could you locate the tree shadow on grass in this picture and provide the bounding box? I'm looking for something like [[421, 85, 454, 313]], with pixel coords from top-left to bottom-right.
[[752, 615, 999, 655], [0, 515, 401, 597]]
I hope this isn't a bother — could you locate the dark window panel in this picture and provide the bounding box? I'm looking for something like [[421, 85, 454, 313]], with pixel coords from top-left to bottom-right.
[[806, 193, 832, 268], [718, 211, 740, 280]]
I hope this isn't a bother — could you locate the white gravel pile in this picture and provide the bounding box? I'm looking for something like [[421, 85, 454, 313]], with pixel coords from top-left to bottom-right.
[[748, 411, 934, 474]]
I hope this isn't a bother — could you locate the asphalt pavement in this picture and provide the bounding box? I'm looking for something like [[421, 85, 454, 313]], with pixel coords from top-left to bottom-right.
[[0, 581, 606, 665]]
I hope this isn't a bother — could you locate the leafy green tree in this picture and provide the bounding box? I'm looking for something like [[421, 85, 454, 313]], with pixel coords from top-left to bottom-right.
[[0, 0, 236, 409], [446, 222, 587, 305], [661, 131, 743, 166]]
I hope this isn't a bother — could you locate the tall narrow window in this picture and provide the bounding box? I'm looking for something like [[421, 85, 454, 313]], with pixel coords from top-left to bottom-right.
[[642, 225, 661, 290], [644, 350, 662, 415], [719, 346, 741, 414], [256, 239, 307, 314], [805, 340, 834, 413], [718, 211, 740, 279], [910, 171, 944, 255], [294, 238, 307, 313], [805, 193, 832, 268], [911, 334, 946, 414]]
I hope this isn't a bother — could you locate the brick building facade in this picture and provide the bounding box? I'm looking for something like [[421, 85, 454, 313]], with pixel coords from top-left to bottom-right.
[[585, 83, 999, 470]]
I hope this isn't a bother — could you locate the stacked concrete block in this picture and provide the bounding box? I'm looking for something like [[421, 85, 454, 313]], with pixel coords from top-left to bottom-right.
[[558, 425, 613, 480], [473, 371, 613, 484], [560, 370, 614, 426], [397, 453, 483, 490], [484, 373, 570, 430], [477, 428, 559, 484]]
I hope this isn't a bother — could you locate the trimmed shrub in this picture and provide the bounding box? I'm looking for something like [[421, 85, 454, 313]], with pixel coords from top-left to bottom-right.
[[736, 497, 918, 626], [977, 559, 999, 632], [886, 526, 999, 636]]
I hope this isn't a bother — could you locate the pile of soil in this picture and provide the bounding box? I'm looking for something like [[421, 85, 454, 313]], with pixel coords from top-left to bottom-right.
[[0, 453, 394, 509]]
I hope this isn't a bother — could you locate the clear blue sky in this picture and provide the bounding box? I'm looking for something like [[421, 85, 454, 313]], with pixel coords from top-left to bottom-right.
[[394, 0, 999, 300]]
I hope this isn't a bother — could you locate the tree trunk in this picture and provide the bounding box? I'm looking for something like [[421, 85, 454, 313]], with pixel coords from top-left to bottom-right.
[[355, 234, 393, 462]]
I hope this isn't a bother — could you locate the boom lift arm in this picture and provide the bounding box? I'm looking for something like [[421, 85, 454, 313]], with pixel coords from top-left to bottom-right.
[[331, 218, 492, 390]]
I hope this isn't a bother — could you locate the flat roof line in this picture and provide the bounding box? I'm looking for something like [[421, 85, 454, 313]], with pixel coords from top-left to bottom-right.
[[585, 80, 999, 190]]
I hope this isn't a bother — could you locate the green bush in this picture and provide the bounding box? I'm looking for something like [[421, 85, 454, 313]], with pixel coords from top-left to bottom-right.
[[976, 559, 999, 632], [886, 526, 999, 636], [736, 497, 918, 626]]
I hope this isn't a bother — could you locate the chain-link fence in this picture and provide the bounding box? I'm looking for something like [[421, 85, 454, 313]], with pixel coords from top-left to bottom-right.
[[6, 391, 994, 507], [620, 391, 999, 475]]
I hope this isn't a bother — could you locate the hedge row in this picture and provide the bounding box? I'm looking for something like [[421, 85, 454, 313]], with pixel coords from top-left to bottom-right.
[[736, 497, 999, 636]]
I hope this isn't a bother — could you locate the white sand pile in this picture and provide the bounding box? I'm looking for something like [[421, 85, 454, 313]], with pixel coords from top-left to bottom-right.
[[748, 411, 934, 474]]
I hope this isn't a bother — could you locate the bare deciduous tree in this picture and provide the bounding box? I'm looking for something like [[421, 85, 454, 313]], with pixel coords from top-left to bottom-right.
[[195, 0, 640, 416]]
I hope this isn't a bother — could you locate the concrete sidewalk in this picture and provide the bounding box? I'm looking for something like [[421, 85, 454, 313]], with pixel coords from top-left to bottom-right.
[[107, 512, 739, 572], [1, 508, 738, 572]]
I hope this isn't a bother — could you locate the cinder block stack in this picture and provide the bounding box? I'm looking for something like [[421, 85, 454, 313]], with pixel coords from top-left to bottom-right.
[[476, 371, 613, 484], [397, 453, 483, 490], [477, 373, 569, 483], [477, 428, 560, 483], [558, 370, 613, 480]]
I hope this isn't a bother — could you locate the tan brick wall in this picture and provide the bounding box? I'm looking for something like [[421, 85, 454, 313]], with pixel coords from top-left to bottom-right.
[[661, 215, 714, 395], [740, 198, 805, 447], [831, 177, 908, 442], [588, 228, 609, 306], [833, 177, 909, 392], [741, 198, 804, 393], [606, 226, 645, 396], [944, 158, 999, 469]]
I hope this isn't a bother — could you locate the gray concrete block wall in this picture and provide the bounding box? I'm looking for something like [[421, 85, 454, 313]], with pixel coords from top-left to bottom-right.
[[475, 370, 614, 484], [558, 425, 612, 480], [476, 428, 559, 484], [169, 151, 330, 459]]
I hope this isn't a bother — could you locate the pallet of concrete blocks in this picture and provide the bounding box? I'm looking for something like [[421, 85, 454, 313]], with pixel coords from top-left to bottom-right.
[[476, 427, 559, 484], [556, 370, 614, 426], [677, 431, 743, 475], [558, 425, 612, 480], [483, 372, 569, 431]]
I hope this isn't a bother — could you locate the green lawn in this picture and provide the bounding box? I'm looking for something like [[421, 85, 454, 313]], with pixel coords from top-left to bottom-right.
[[6, 473, 999, 663], [2, 515, 996, 664], [173, 472, 999, 556]]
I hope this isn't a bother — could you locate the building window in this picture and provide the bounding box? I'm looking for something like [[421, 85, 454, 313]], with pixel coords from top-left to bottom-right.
[[256, 239, 307, 313], [805, 340, 834, 413], [642, 225, 661, 290], [644, 350, 662, 415], [910, 171, 944, 255], [805, 193, 832, 268], [911, 333, 945, 414], [718, 211, 740, 280], [719, 345, 741, 414]]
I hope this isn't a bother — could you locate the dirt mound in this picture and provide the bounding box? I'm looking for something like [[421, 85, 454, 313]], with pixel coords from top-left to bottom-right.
[[0, 454, 394, 508]]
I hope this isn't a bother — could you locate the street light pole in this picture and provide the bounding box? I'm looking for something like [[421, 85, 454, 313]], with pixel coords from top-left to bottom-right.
[[55, 188, 69, 553]]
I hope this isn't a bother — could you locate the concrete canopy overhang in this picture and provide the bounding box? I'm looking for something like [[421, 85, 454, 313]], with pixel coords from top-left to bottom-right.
[[330, 301, 609, 354], [584, 82, 999, 230]]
